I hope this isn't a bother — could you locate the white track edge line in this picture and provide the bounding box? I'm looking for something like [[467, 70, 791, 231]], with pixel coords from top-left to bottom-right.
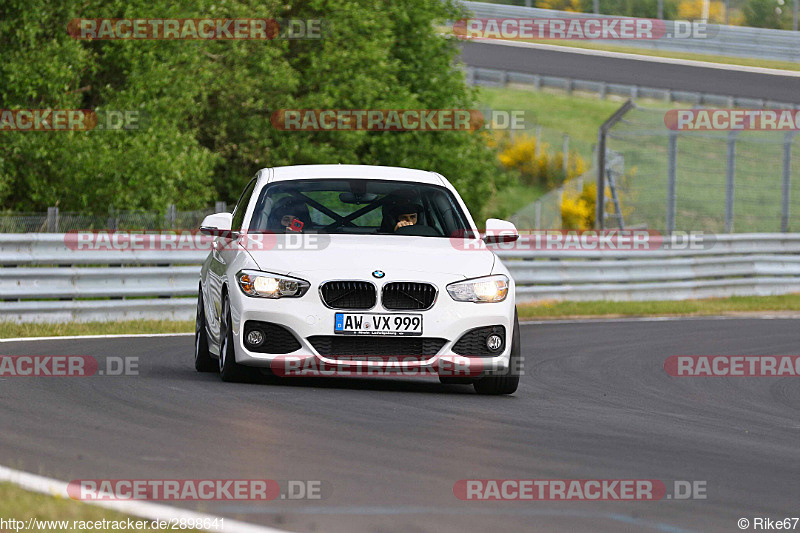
[[0, 465, 291, 533], [520, 314, 800, 324], [0, 333, 193, 343]]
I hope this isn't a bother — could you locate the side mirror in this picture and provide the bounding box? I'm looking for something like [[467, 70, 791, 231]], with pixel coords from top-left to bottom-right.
[[200, 213, 235, 237], [484, 218, 519, 244]]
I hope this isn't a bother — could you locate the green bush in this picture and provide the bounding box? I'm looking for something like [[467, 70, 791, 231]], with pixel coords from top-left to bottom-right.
[[0, 0, 503, 217]]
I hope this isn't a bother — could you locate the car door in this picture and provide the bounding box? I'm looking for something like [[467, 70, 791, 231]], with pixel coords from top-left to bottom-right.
[[206, 177, 258, 351]]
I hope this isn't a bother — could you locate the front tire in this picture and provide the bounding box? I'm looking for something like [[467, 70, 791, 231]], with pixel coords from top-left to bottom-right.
[[473, 309, 521, 395], [219, 295, 254, 382], [194, 290, 217, 373]]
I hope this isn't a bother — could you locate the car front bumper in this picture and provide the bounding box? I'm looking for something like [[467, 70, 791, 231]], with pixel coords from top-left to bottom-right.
[[228, 277, 516, 376]]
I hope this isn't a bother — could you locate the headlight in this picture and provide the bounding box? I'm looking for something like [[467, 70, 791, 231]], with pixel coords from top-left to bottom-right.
[[236, 270, 310, 299], [446, 275, 509, 303]]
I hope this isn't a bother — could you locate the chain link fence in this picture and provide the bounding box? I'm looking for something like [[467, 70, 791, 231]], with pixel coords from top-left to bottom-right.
[[509, 103, 800, 233], [0, 205, 225, 233], [510, 174, 589, 229], [604, 105, 800, 233]]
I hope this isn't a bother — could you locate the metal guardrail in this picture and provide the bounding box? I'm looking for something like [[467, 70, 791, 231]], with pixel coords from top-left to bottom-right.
[[1, 233, 799, 322], [462, 1, 800, 63], [0, 234, 204, 323], [499, 233, 800, 302], [466, 66, 800, 109]]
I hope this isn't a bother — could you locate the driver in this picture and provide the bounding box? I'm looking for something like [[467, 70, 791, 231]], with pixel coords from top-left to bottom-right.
[[388, 200, 422, 232], [268, 197, 311, 232]]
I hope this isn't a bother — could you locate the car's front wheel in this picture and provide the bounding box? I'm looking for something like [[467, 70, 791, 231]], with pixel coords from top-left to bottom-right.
[[219, 294, 254, 382], [473, 309, 521, 395], [194, 289, 218, 373]]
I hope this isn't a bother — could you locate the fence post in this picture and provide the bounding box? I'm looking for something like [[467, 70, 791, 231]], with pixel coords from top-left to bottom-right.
[[725, 131, 737, 233], [782, 132, 795, 232], [597, 100, 635, 230], [535, 125, 542, 158], [658, 0, 664, 19], [46, 207, 59, 233], [795, 0, 799, 32], [535, 200, 542, 229], [107, 206, 116, 230], [594, 0, 600, 14], [215, 201, 228, 213], [666, 132, 678, 234], [562, 134, 570, 178], [166, 204, 177, 229]]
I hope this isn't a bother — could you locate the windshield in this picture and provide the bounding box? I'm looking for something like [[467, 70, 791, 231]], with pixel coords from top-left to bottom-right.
[[248, 179, 471, 237]]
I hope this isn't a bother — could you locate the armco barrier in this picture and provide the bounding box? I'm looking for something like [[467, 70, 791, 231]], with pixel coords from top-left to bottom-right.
[[1, 233, 799, 322], [461, 1, 800, 63]]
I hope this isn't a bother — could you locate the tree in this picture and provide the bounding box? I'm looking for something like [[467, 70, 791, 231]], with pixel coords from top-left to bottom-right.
[[0, 0, 504, 218], [743, 0, 784, 28]]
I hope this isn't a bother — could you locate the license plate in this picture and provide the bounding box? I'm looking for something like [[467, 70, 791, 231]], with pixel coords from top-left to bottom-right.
[[334, 313, 422, 336]]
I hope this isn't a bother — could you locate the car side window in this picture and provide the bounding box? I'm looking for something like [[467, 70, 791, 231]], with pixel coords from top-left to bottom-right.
[[230, 178, 257, 231]]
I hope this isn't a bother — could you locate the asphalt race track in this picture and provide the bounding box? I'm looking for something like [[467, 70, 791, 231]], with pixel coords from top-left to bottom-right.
[[460, 40, 800, 104], [1, 318, 798, 533]]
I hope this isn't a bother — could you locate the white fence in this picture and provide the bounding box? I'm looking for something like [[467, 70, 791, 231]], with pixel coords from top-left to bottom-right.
[[1, 233, 799, 323]]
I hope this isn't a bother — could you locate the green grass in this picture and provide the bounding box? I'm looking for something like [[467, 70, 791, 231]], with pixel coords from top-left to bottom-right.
[[518, 293, 800, 319], [0, 319, 193, 339], [0, 482, 201, 532], [477, 85, 798, 232], [477, 85, 625, 146], [484, 182, 548, 220], [1, 295, 798, 340]]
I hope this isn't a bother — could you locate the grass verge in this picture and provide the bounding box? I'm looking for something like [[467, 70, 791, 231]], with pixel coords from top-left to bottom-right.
[[483, 182, 548, 220], [0, 482, 202, 532], [1, 296, 798, 339], [477, 85, 627, 146], [518, 293, 800, 319], [0, 320, 194, 339]]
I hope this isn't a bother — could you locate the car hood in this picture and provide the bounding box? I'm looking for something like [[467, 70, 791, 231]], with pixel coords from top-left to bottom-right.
[[242, 234, 495, 280]]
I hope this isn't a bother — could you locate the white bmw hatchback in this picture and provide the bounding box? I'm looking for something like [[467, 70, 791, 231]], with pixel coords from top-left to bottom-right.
[[195, 165, 521, 395]]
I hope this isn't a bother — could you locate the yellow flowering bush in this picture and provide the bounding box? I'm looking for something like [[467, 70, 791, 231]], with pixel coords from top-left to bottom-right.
[[561, 182, 596, 229], [677, 0, 726, 23]]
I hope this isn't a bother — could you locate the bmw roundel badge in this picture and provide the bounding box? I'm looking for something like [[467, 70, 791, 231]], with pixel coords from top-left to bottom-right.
[[372, 270, 385, 279]]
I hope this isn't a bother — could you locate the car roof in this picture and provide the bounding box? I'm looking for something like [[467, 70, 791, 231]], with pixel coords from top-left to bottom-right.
[[264, 164, 445, 186]]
